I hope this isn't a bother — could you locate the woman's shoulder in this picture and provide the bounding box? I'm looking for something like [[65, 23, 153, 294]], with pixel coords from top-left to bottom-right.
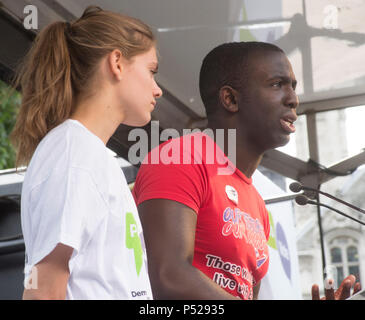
[[25, 120, 110, 186]]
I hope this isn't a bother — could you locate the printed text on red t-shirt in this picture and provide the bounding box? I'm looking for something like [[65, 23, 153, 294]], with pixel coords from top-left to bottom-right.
[[206, 254, 254, 299]]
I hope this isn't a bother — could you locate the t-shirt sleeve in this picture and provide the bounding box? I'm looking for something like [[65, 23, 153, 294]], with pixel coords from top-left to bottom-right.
[[133, 141, 208, 214], [26, 166, 108, 268], [261, 202, 271, 241]]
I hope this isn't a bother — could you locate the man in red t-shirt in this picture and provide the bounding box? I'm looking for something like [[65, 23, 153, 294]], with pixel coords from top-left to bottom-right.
[[133, 42, 297, 300], [133, 42, 359, 300], [133, 131, 271, 299], [133, 42, 298, 299]]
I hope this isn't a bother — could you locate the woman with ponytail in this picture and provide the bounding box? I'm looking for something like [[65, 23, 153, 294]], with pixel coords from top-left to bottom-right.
[[11, 6, 162, 299]]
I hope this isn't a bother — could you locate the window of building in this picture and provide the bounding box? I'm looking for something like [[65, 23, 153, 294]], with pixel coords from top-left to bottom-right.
[[329, 237, 361, 286]]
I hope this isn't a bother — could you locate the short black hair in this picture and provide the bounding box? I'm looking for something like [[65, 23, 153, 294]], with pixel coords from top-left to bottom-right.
[[199, 41, 284, 116]]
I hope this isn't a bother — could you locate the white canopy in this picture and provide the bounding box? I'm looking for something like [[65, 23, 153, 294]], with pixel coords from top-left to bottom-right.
[[2, 0, 365, 187]]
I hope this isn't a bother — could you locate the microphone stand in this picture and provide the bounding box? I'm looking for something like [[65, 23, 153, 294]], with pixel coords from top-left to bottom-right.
[[316, 184, 327, 284], [290, 182, 365, 215], [301, 196, 365, 226]]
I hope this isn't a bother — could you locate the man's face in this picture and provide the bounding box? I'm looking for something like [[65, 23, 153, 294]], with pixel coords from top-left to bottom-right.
[[237, 51, 299, 152]]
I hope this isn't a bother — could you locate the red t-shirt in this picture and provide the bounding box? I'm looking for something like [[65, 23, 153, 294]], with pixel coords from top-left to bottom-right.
[[133, 132, 270, 300]]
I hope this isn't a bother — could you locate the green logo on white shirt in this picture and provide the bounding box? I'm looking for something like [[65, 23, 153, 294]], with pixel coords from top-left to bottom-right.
[[125, 212, 143, 276]]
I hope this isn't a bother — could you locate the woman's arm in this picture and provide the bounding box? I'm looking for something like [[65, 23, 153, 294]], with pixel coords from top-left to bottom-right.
[[23, 243, 73, 300]]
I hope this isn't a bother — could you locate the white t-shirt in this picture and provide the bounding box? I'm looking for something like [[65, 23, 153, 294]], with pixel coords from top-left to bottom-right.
[[21, 119, 153, 300]]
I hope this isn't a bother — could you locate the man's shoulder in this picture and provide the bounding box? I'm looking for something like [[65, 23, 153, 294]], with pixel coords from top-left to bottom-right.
[[144, 131, 218, 164], [156, 131, 213, 148]]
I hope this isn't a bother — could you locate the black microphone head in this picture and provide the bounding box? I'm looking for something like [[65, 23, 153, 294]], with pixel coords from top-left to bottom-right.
[[295, 195, 309, 206], [289, 182, 303, 193]]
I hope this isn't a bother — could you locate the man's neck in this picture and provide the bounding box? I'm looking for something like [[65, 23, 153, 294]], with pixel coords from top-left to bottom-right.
[[235, 151, 263, 178], [207, 117, 264, 178]]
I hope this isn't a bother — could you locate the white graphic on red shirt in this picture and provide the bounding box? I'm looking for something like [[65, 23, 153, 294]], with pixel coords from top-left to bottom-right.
[[205, 254, 254, 300], [221, 206, 268, 270]]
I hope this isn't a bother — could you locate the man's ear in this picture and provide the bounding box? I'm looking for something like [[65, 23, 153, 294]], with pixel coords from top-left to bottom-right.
[[219, 86, 239, 113], [108, 49, 124, 81]]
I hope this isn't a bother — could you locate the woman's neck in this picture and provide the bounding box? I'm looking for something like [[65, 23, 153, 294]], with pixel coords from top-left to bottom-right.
[[71, 94, 123, 145]]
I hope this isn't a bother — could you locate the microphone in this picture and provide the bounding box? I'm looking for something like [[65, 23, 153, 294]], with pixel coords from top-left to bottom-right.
[[289, 182, 304, 193], [295, 195, 365, 226], [289, 182, 365, 215], [295, 194, 311, 205]]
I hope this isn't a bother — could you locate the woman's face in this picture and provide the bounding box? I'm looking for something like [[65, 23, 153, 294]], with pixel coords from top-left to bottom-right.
[[118, 46, 163, 127]]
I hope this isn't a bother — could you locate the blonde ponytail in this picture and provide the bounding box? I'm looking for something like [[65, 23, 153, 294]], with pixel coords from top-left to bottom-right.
[[11, 21, 72, 167]]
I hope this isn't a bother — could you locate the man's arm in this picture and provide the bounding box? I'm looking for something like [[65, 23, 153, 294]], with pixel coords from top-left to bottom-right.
[[253, 281, 261, 299], [138, 199, 239, 300], [23, 243, 73, 300]]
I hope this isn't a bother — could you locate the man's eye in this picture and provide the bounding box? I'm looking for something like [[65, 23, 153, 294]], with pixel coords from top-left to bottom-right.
[[272, 82, 281, 88], [151, 70, 158, 75]]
